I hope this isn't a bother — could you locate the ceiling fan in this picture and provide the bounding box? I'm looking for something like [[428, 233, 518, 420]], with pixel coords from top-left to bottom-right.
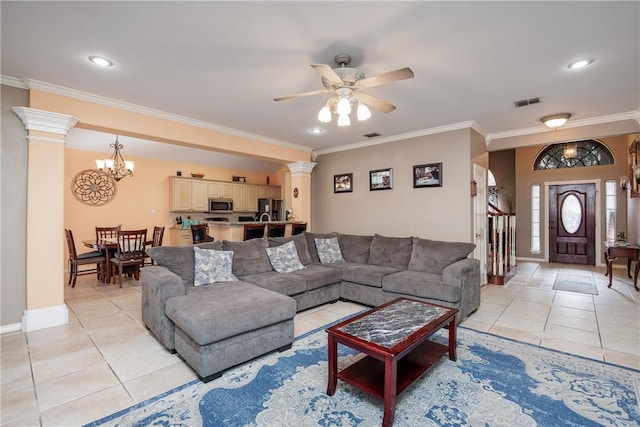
[[274, 54, 414, 125]]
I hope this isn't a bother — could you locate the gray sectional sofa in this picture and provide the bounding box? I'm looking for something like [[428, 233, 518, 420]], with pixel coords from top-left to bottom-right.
[[142, 232, 480, 381]]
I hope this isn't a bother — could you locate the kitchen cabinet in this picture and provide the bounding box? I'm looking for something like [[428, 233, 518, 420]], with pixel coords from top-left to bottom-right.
[[208, 181, 233, 199], [169, 228, 193, 246], [232, 184, 246, 212], [245, 184, 258, 212], [270, 186, 282, 199], [170, 177, 208, 212], [258, 185, 270, 198]]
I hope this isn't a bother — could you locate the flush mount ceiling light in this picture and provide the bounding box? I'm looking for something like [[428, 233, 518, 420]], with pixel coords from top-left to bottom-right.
[[541, 113, 572, 128], [88, 55, 113, 67], [567, 59, 593, 70], [309, 127, 324, 134]]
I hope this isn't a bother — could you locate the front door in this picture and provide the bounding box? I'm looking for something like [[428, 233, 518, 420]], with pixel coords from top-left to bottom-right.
[[549, 183, 596, 265]]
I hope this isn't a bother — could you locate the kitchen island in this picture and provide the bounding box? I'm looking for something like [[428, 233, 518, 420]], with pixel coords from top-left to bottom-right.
[[169, 221, 300, 245]]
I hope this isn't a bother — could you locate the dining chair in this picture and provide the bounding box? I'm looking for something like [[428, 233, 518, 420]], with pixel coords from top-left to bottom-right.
[[243, 223, 265, 240], [267, 223, 286, 237], [145, 226, 165, 265], [65, 229, 106, 288], [291, 222, 307, 235], [191, 223, 214, 244], [111, 228, 147, 287], [95, 225, 121, 283]]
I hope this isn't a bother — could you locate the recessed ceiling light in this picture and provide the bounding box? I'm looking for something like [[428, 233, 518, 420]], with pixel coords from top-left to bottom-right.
[[567, 59, 593, 70], [88, 56, 114, 67], [309, 127, 324, 134]]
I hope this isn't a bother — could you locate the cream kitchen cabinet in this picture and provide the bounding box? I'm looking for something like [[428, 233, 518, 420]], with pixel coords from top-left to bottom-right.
[[169, 228, 193, 246], [270, 186, 281, 199], [208, 181, 233, 199], [170, 177, 209, 212], [258, 185, 270, 198], [232, 184, 246, 212], [245, 184, 258, 212]]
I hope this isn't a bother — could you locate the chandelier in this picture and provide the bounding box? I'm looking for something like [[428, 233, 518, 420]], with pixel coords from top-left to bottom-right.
[[95, 136, 134, 181], [317, 89, 371, 127]]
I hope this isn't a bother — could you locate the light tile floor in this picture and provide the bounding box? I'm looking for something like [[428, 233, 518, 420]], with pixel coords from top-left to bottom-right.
[[1, 261, 639, 426]]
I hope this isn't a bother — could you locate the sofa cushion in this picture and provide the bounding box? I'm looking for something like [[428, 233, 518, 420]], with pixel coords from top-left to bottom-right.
[[147, 241, 222, 285], [340, 263, 401, 288], [166, 281, 296, 346], [240, 271, 306, 296], [367, 234, 413, 269], [290, 264, 342, 291], [268, 233, 312, 265], [315, 237, 345, 264], [408, 237, 476, 274], [304, 232, 337, 263], [338, 234, 373, 264], [223, 238, 273, 276], [265, 241, 305, 273], [193, 247, 238, 286], [382, 270, 461, 304]]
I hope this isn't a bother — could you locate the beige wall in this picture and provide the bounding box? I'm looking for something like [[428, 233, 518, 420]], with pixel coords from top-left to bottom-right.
[[312, 128, 480, 242], [64, 147, 284, 253], [1, 85, 28, 326], [514, 136, 630, 262]]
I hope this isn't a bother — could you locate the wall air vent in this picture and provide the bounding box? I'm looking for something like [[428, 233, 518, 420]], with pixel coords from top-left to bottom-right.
[[363, 132, 381, 138], [513, 97, 541, 108]]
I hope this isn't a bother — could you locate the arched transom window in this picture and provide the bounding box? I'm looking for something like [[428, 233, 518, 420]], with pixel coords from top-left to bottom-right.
[[533, 139, 614, 170]]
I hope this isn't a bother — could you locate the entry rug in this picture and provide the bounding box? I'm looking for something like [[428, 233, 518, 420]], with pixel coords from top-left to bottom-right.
[[86, 327, 639, 427], [553, 269, 599, 295]]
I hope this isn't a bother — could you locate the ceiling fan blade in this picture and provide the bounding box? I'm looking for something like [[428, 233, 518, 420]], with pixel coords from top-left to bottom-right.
[[311, 64, 343, 85], [357, 67, 414, 89], [273, 89, 330, 102], [354, 92, 396, 113]]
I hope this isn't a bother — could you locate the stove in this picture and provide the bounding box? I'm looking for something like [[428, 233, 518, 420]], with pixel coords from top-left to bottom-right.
[[205, 217, 229, 222], [237, 216, 257, 222]]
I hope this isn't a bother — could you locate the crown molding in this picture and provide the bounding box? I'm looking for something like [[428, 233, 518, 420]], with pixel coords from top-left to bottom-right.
[[287, 161, 317, 175], [314, 120, 482, 157], [11, 107, 78, 137], [486, 111, 640, 143], [1, 75, 28, 89], [22, 78, 311, 153]]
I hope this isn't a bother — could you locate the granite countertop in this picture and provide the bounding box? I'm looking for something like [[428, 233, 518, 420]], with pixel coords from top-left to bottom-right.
[[206, 220, 296, 227]]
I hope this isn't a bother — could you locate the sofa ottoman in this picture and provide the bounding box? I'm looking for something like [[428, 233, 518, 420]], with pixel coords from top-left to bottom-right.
[[165, 280, 296, 382]]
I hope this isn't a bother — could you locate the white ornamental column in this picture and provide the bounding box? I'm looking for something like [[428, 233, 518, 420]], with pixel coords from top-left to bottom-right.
[[12, 107, 78, 331], [286, 161, 316, 230]]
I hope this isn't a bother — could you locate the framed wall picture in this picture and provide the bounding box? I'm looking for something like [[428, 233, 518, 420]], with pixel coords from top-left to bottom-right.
[[413, 163, 442, 188], [334, 173, 353, 193], [369, 168, 393, 191]]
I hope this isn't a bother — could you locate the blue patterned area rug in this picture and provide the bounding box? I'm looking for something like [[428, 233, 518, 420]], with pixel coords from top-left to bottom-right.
[[86, 325, 639, 427]]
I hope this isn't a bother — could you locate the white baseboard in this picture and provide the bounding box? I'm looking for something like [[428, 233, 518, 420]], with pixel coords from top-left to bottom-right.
[[21, 304, 69, 332], [0, 323, 23, 334]]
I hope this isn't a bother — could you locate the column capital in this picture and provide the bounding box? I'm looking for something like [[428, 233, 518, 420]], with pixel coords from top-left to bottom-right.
[[11, 107, 78, 136], [287, 161, 317, 176]]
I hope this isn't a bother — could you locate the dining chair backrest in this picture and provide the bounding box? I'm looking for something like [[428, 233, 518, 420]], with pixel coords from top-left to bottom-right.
[[267, 223, 286, 237], [65, 228, 79, 260], [191, 223, 214, 244], [152, 226, 165, 247], [291, 222, 307, 235], [64, 228, 105, 287], [115, 229, 147, 258], [96, 225, 121, 243], [243, 223, 265, 240]]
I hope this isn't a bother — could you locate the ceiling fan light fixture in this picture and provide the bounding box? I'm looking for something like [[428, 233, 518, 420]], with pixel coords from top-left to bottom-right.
[[337, 113, 351, 127], [541, 113, 571, 128], [317, 105, 332, 123], [357, 102, 371, 121], [336, 96, 351, 115]]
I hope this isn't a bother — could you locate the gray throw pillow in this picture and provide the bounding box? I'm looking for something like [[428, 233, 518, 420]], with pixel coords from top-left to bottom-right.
[[222, 238, 273, 276], [268, 233, 312, 265], [315, 237, 345, 264], [367, 234, 413, 269], [147, 240, 222, 284], [265, 241, 305, 273], [338, 234, 373, 263], [408, 237, 476, 274], [193, 247, 238, 286]]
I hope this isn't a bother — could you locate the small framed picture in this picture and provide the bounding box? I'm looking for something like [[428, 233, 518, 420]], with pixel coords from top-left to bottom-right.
[[413, 163, 442, 188], [334, 173, 353, 193], [369, 168, 393, 191]]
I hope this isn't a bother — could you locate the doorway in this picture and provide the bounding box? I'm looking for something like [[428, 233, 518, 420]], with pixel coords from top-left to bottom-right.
[[548, 183, 596, 265]]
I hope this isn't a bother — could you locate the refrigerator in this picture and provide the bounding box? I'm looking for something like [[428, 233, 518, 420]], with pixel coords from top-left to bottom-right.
[[258, 198, 284, 221]]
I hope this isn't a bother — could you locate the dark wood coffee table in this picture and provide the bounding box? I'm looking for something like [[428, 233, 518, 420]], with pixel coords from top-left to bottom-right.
[[326, 297, 458, 427]]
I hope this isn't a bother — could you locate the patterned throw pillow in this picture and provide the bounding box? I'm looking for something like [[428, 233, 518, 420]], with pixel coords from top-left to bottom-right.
[[193, 247, 238, 286], [265, 241, 305, 273], [315, 237, 345, 264]]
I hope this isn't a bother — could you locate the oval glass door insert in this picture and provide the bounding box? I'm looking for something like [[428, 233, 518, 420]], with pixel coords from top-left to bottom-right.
[[561, 194, 582, 234]]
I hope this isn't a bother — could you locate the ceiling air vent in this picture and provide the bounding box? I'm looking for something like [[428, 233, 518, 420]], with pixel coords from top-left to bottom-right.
[[513, 97, 541, 108], [363, 132, 381, 138]]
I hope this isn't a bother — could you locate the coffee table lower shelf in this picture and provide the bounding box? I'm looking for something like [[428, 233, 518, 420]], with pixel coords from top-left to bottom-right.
[[337, 339, 448, 400]]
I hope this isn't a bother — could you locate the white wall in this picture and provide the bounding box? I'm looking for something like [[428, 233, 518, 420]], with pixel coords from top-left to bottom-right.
[[312, 128, 477, 242]]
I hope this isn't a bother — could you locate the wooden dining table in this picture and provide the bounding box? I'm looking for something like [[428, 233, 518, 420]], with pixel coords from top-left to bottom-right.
[[83, 237, 153, 283]]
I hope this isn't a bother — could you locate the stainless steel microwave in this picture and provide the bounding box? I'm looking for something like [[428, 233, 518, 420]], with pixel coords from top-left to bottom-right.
[[208, 198, 233, 213]]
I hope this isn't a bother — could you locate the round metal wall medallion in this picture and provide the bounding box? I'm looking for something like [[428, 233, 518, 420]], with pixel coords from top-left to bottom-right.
[[71, 169, 117, 206]]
